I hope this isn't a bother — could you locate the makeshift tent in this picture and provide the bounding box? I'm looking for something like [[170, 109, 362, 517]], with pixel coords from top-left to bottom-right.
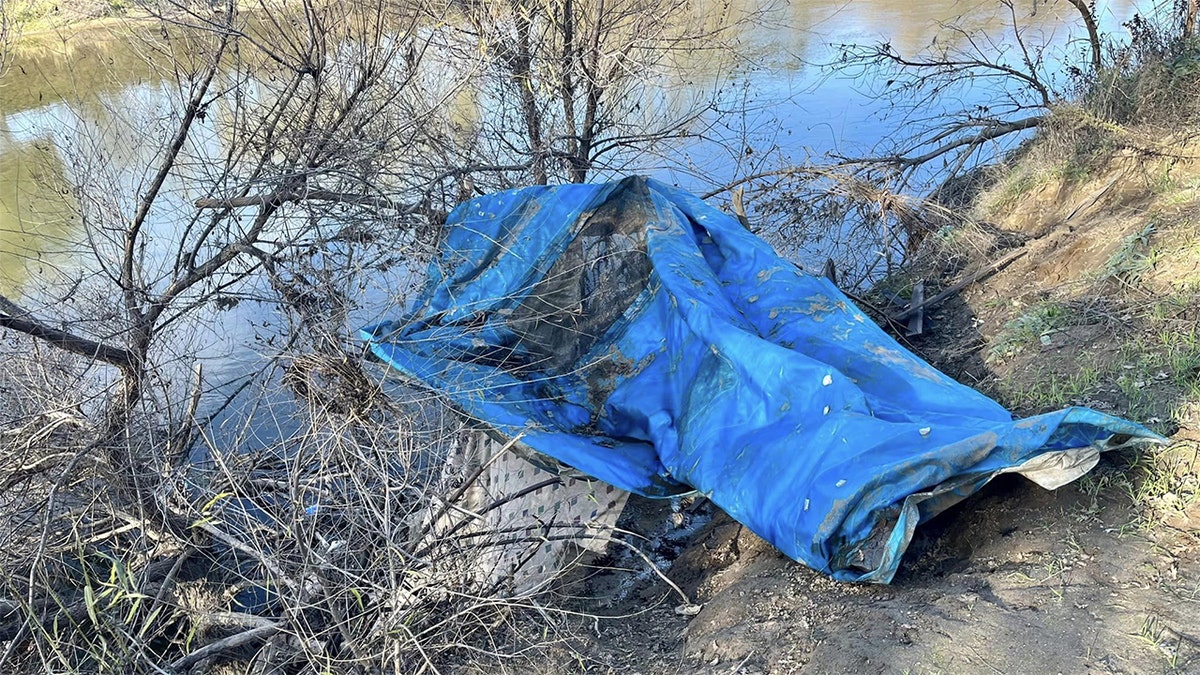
[[363, 176, 1160, 583]]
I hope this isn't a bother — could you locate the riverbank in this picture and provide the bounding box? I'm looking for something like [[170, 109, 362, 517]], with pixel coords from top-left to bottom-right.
[[6, 0, 140, 35], [567, 95, 1200, 673], [7, 0, 302, 38]]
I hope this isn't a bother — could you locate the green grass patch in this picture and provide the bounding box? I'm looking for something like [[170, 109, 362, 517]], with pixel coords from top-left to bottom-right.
[[1121, 442, 1200, 531], [1102, 222, 1157, 284], [998, 366, 1101, 410], [981, 166, 1043, 216], [987, 300, 1073, 363], [1116, 327, 1200, 389], [994, 316, 1200, 436]]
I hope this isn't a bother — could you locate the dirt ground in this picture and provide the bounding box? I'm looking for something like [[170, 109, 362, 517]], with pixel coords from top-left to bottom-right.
[[555, 141, 1200, 674], [576, 459, 1199, 674]]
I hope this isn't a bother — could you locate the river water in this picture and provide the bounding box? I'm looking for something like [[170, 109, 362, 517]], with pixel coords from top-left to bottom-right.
[[0, 0, 1154, 435]]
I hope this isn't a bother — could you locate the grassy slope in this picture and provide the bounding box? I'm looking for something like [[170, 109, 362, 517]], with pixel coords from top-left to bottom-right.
[[904, 112, 1200, 532]]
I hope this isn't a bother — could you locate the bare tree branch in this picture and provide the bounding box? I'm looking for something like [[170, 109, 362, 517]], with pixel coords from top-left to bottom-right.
[[1064, 0, 1103, 72], [123, 14, 231, 321], [193, 188, 422, 211], [0, 295, 135, 371], [838, 115, 1044, 169]]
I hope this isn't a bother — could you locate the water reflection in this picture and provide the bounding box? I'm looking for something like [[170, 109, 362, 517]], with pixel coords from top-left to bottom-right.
[[0, 0, 1159, 428], [0, 114, 78, 296], [0, 26, 283, 431]]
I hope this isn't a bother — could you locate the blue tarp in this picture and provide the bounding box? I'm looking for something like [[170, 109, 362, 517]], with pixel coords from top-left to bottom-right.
[[363, 176, 1160, 583]]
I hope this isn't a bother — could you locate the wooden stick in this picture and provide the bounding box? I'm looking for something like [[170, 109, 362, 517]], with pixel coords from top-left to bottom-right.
[[195, 189, 420, 213], [0, 293, 135, 370], [731, 187, 752, 231]]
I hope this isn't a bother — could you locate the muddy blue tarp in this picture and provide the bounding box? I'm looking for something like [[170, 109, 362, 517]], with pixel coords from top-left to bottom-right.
[[362, 176, 1159, 583]]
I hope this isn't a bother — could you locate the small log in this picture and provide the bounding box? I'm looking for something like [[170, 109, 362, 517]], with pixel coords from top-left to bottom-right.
[[0, 292, 136, 370], [168, 622, 281, 673]]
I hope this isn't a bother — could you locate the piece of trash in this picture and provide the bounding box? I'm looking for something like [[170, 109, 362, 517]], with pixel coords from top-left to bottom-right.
[[674, 603, 703, 616], [835, 479, 847, 488], [1039, 334, 1052, 346], [822, 374, 833, 386], [919, 427, 931, 437]]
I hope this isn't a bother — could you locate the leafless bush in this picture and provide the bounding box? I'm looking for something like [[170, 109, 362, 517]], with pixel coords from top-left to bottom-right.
[[818, 2, 1196, 177], [700, 166, 962, 289], [1076, 11, 1200, 129], [749, 0, 1200, 283], [420, 0, 770, 189], [0, 348, 624, 672]]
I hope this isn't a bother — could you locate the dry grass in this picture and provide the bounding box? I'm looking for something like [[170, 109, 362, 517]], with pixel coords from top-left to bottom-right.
[[0, 344, 641, 673]]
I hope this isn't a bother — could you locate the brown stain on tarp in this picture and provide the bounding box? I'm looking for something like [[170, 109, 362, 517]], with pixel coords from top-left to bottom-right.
[[863, 342, 945, 383]]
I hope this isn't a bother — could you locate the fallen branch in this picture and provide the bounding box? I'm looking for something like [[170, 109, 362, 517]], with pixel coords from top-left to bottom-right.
[[702, 166, 831, 199], [168, 622, 282, 673], [0, 294, 135, 370], [838, 116, 1044, 170], [890, 248, 1027, 323]]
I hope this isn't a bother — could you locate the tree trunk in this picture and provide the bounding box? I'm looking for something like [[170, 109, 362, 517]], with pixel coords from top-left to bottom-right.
[[513, 7, 548, 184], [1064, 0, 1102, 72]]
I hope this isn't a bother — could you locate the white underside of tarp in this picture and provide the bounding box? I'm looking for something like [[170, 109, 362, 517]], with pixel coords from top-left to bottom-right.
[[1000, 434, 1161, 489], [999, 446, 1102, 490]]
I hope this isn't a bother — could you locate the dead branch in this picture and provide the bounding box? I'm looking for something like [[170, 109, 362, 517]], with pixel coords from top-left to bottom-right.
[[838, 115, 1044, 169], [701, 166, 857, 200], [890, 248, 1027, 322], [193, 188, 422, 212], [168, 622, 282, 673], [0, 297, 135, 371], [1064, 0, 1102, 72], [123, 23, 230, 321]]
